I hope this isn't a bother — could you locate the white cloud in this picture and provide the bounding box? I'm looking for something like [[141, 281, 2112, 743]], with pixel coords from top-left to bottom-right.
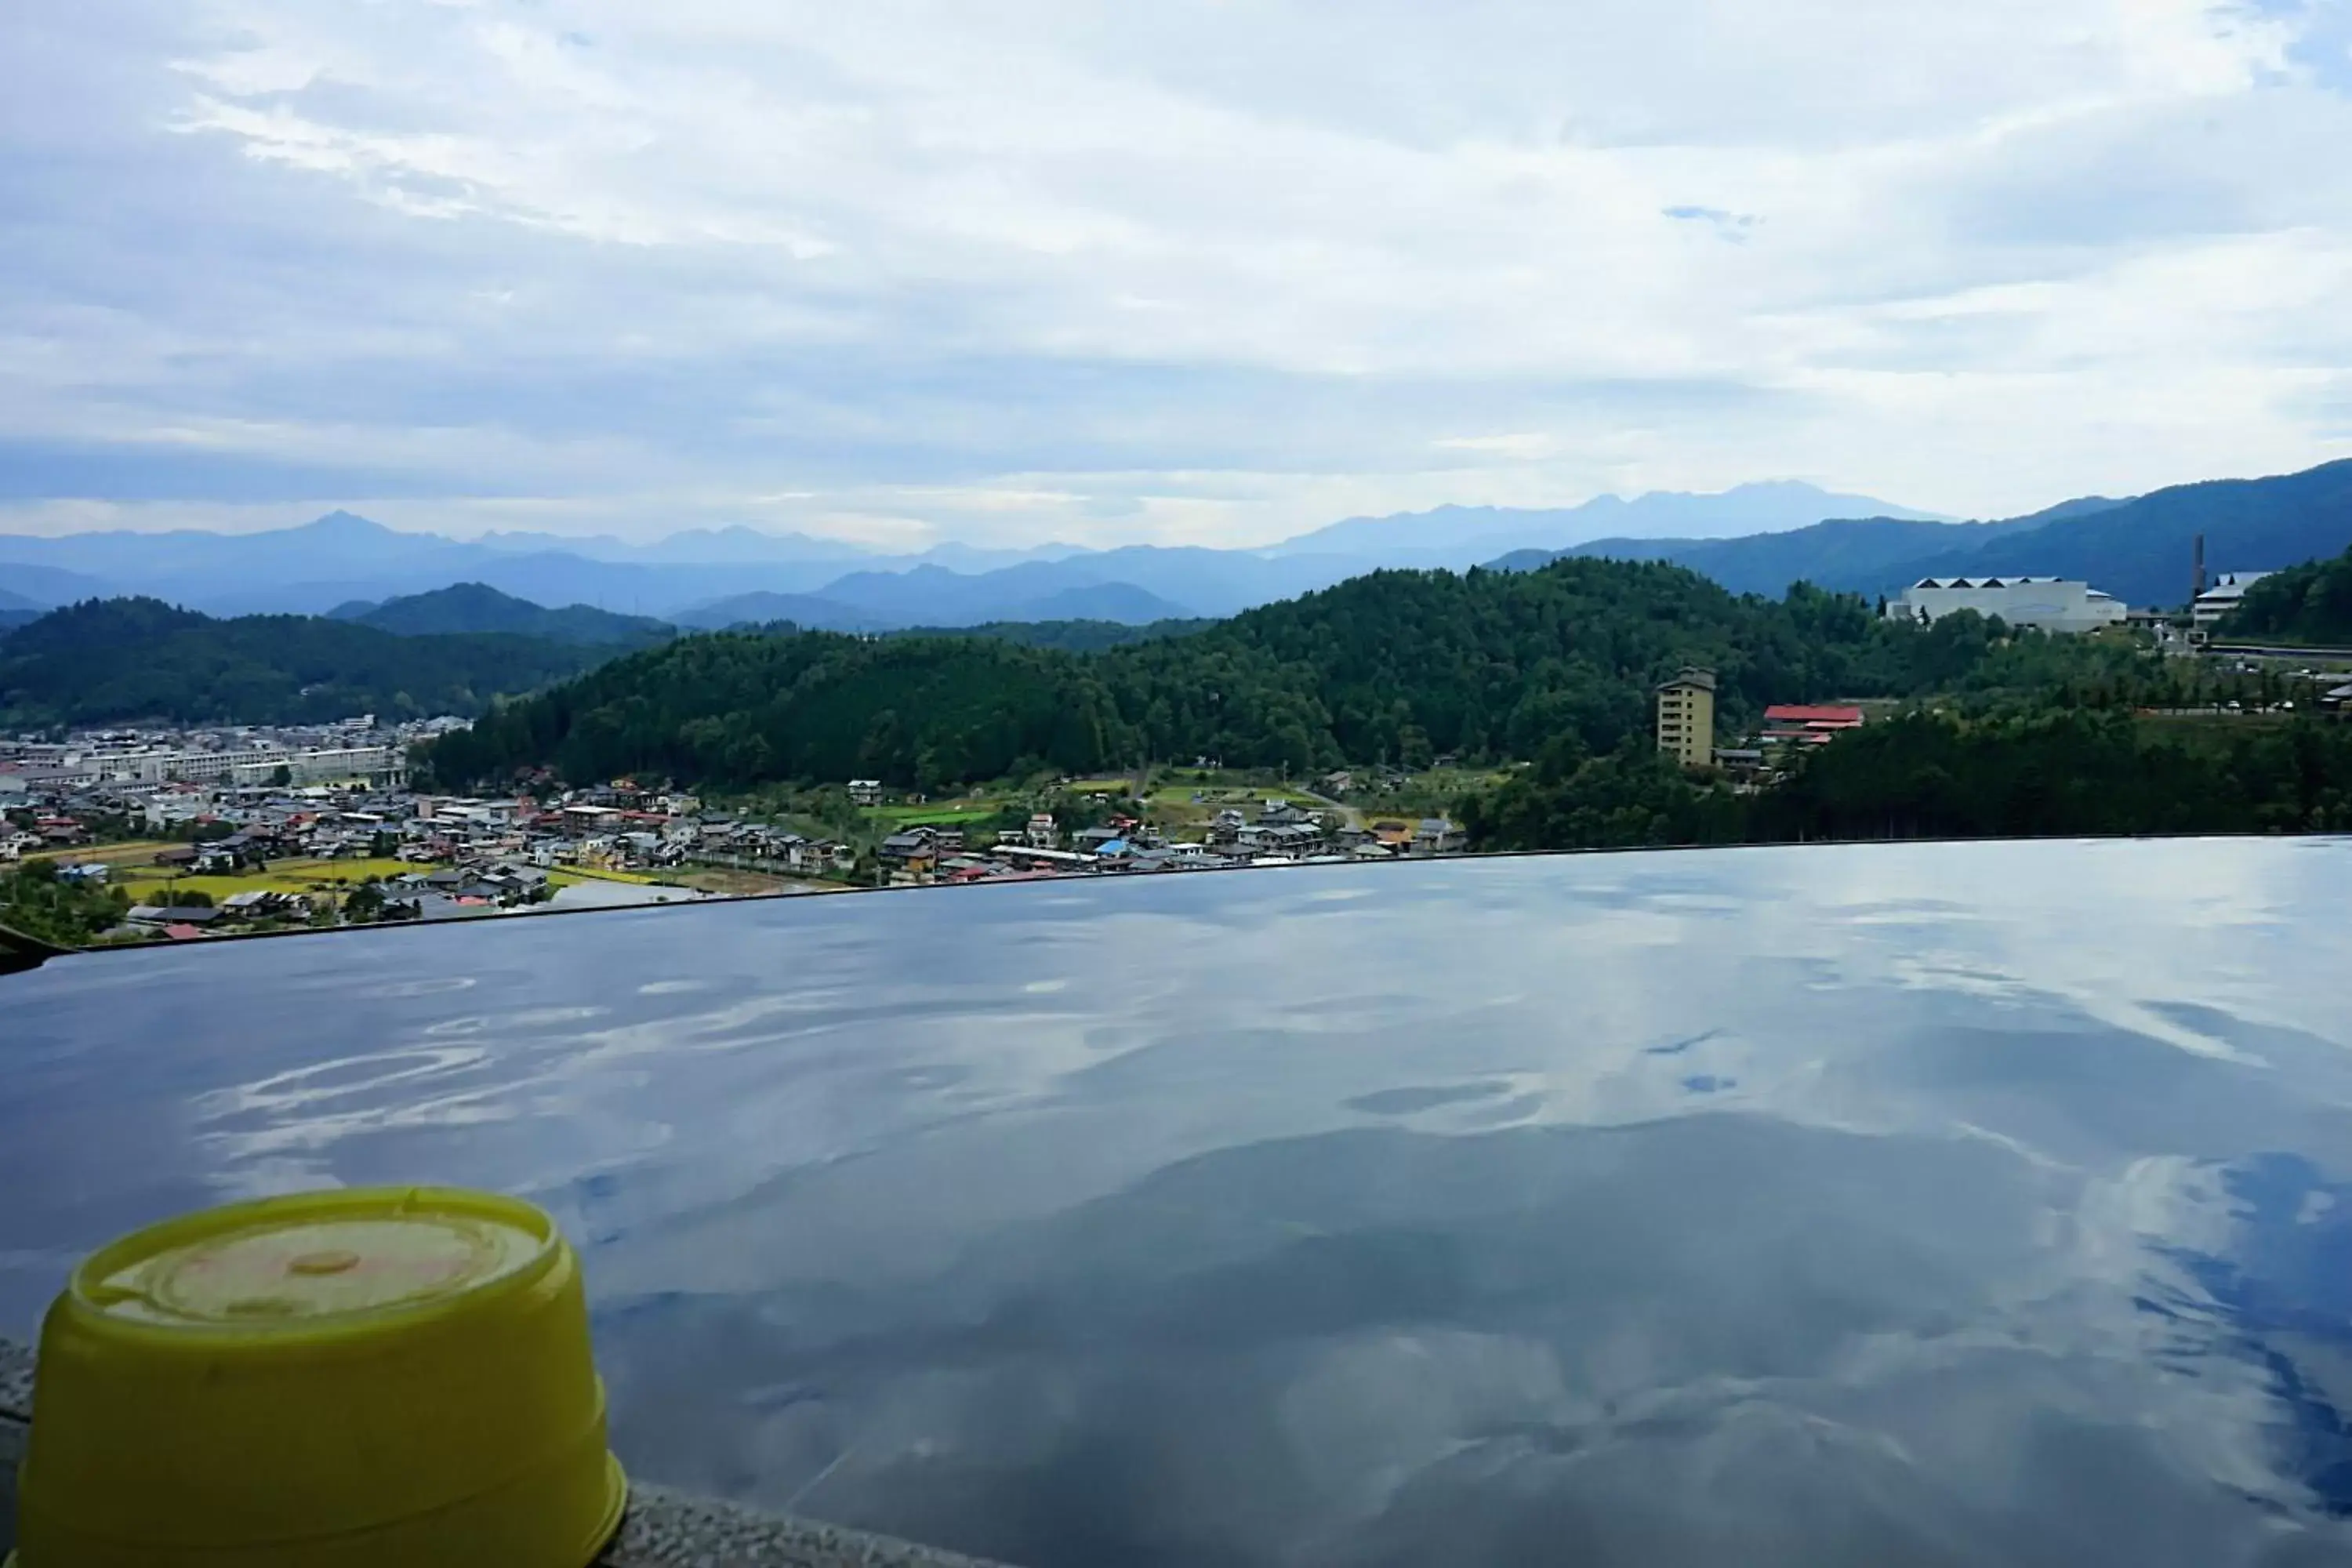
[[2, 0, 2350, 546], [1435, 434, 1563, 461]]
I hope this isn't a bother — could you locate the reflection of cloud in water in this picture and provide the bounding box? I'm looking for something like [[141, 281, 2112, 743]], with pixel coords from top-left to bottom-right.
[[2132, 1153, 2352, 1518], [199, 1045, 491, 1116], [598, 1116, 2352, 1565], [9, 837, 2352, 1558], [354, 975, 476, 999]]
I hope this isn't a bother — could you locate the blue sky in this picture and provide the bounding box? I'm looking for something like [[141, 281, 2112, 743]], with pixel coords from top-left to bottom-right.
[[2, 0, 2350, 547]]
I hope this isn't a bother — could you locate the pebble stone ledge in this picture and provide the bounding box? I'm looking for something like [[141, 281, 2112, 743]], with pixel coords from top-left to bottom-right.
[[0, 1334, 1012, 1568]]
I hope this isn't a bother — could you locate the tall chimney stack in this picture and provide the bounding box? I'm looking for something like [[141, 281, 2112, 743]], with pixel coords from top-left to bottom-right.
[[2193, 533, 2207, 603]]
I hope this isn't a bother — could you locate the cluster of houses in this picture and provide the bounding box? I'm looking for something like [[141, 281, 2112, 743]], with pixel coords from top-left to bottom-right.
[[873, 800, 1465, 886], [1, 783, 414, 868], [9, 720, 1480, 942], [118, 887, 314, 940], [0, 716, 438, 795]]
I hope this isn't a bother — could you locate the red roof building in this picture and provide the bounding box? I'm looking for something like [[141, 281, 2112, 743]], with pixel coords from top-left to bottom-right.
[[1761, 704, 1866, 748], [1763, 705, 1865, 728]]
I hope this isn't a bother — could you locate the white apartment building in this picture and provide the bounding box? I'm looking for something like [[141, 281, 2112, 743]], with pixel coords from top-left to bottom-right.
[[1883, 577, 2127, 635], [106, 746, 403, 786]]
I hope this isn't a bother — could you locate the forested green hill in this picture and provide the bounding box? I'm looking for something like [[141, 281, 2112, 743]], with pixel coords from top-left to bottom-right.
[[1465, 711, 2352, 851], [2219, 546, 2352, 645], [0, 598, 614, 726], [426, 632, 1124, 788], [337, 583, 674, 648], [419, 557, 2156, 791]]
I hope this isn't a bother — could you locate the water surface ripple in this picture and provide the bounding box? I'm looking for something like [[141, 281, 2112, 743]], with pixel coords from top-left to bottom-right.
[[5, 839, 2352, 1566]]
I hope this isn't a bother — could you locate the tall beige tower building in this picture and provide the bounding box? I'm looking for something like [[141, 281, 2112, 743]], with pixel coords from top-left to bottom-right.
[[1656, 667, 1716, 769]]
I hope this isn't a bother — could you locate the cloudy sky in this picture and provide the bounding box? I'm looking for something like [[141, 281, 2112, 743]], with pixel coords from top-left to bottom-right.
[[2, 1, 2350, 548]]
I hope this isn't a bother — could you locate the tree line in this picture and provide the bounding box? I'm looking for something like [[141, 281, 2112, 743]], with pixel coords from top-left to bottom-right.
[[424, 557, 2161, 793], [1465, 709, 2352, 852], [0, 597, 617, 727], [2220, 544, 2352, 645]]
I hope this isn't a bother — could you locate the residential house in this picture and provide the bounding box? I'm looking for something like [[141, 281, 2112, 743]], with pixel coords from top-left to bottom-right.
[[560, 804, 626, 837], [219, 890, 303, 922], [1024, 813, 1061, 849], [1413, 818, 1467, 855], [126, 904, 223, 927], [879, 828, 941, 877], [848, 779, 884, 806], [1254, 823, 1323, 858]]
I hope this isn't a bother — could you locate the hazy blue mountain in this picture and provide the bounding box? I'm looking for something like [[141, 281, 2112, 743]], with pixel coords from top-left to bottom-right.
[[0, 512, 489, 613], [1889, 461, 2352, 608], [0, 562, 121, 609], [668, 592, 893, 632], [1545, 510, 2083, 596], [996, 582, 1197, 622], [472, 524, 876, 567], [800, 547, 1355, 624], [1269, 482, 1949, 564], [0, 510, 1118, 619], [1492, 461, 2352, 608], [913, 541, 1096, 572], [13, 464, 2333, 633], [0, 607, 39, 634], [0, 511, 474, 579], [332, 583, 675, 647], [0, 512, 865, 615]]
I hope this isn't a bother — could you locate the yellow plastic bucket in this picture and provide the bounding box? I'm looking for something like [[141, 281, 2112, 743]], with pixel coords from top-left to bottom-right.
[[13, 1186, 626, 1567]]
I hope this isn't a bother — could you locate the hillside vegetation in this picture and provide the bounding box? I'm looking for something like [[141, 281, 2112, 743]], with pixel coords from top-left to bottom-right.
[[335, 583, 675, 648], [0, 598, 615, 726], [1467, 710, 2352, 851], [890, 618, 1216, 653], [1501, 459, 2352, 607], [420, 557, 2157, 791], [2219, 545, 2352, 645]]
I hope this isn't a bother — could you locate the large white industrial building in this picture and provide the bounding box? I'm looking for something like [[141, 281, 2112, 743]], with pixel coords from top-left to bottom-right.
[[1883, 577, 2127, 635]]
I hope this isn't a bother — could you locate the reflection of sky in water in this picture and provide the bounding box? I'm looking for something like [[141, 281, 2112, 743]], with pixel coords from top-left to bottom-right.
[[4, 837, 2352, 1566]]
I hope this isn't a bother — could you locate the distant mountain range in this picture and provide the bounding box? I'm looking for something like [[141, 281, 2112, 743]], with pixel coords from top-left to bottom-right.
[[1270, 482, 1951, 561], [1497, 462, 2352, 608], [5, 466, 2350, 631], [0, 482, 1933, 627], [1492, 497, 2129, 595], [674, 574, 1198, 632]]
